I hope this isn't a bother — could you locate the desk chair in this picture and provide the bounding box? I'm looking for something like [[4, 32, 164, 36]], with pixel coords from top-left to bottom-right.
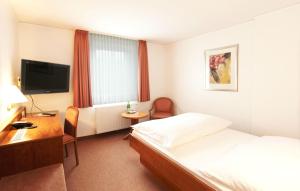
[[63, 106, 79, 166], [149, 97, 174, 120]]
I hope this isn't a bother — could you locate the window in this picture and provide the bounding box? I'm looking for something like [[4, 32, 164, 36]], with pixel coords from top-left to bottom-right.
[[89, 33, 138, 105]]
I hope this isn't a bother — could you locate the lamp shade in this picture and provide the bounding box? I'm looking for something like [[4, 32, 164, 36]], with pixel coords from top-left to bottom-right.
[[0, 85, 28, 105]]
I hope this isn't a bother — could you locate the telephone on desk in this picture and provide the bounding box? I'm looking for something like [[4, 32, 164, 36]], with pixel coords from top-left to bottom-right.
[[11, 121, 37, 129]]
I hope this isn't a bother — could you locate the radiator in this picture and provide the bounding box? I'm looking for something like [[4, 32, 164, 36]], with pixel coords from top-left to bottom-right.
[[95, 104, 131, 134]]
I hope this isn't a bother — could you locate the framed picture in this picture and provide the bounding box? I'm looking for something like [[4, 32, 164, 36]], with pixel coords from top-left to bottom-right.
[[205, 44, 238, 91]]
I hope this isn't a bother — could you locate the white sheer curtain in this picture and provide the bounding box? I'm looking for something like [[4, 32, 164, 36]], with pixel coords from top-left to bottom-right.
[[89, 33, 138, 105]]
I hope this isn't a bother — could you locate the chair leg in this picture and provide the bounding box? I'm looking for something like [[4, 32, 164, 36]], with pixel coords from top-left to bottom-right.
[[65, 144, 68, 158], [74, 141, 79, 166]]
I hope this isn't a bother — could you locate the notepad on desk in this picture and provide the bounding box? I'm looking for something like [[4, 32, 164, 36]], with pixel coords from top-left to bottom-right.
[[11, 129, 27, 142]]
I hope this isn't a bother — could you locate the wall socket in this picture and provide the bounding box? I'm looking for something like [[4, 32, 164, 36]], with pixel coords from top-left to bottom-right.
[[17, 76, 21, 88]]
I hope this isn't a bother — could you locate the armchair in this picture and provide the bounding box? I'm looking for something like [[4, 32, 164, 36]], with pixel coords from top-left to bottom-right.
[[149, 97, 174, 120]]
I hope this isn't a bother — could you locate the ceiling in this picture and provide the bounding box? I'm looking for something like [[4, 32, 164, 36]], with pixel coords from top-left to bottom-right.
[[9, 0, 300, 44]]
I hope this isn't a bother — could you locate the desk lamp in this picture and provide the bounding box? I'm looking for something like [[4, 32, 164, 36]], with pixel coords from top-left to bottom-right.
[[0, 85, 28, 111]]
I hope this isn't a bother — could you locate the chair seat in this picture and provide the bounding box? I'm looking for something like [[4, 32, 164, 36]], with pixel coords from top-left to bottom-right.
[[151, 112, 173, 119], [63, 133, 75, 144]]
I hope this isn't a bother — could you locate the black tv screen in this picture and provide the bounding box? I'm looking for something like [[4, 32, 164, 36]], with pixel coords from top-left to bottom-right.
[[21, 59, 70, 95]]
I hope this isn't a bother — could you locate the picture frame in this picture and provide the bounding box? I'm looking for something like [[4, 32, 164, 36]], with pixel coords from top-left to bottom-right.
[[205, 44, 238, 91]]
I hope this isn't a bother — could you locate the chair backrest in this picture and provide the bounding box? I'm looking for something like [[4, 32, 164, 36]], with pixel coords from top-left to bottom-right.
[[153, 97, 173, 113], [64, 106, 79, 137]]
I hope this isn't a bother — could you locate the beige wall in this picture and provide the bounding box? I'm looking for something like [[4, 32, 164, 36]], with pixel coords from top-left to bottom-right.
[[167, 4, 300, 138], [18, 23, 75, 131], [0, 0, 19, 124], [11, 3, 300, 139], [251, 5, 300, 138], [167, 22, 253, 134], [18, 23, 169, 136]]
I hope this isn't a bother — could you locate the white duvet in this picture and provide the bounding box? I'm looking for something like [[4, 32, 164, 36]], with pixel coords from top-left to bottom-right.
[[198, 136, 300, 191], [132, 112, 300, 191]]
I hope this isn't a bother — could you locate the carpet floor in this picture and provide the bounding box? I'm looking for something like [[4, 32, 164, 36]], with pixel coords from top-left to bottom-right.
[[63, 130, 169, 191]]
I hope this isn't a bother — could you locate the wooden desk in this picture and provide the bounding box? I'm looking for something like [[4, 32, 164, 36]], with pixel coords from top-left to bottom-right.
[[0, 108, 63, 177]]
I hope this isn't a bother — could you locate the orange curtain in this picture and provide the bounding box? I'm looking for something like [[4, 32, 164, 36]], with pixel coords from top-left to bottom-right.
[[73, 30, 92, 108], [138, 40, 150, 102]]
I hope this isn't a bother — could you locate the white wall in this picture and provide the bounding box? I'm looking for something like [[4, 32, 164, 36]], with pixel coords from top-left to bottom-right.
[[251, 5, 300, 138], [0, 0, 19, 125], [4, 3, 300, 139], [18, 23, 77, 128], [167, 22, 253, 133], [18, 23, 168, 136], [167, 4, 300, 138]]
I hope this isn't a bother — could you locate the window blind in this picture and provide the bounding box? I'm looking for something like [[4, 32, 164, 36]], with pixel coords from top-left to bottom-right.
[[89, 33, 138, 105]]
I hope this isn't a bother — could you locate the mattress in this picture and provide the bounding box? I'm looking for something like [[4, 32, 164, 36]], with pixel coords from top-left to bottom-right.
[[132, 128, 257, 191]]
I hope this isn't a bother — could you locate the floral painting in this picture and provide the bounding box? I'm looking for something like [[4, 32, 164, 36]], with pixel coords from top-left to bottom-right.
[[209, 53, 231, 84], [205, 45, 238, 91]]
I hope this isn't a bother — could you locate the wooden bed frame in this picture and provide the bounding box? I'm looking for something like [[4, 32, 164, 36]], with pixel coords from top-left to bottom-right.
[[129, 134, 216, 191]]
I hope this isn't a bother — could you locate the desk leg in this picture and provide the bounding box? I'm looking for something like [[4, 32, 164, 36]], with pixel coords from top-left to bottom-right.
[[123, 119, 139, 140]]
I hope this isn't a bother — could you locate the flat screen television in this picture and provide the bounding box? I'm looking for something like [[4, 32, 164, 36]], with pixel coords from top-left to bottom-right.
[[21, 59, 70, 95]]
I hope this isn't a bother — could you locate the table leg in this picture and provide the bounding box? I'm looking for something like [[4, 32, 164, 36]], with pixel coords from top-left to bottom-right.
[[123, 119, 139, 140], [131, 119, 139, 125]]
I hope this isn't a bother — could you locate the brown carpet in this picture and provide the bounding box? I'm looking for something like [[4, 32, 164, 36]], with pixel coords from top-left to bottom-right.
[[63, 130, 169, 191], [0, 164, 67, 191]]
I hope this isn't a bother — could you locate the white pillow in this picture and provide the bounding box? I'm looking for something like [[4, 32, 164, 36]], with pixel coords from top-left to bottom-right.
[[132, 112, 232, 148]]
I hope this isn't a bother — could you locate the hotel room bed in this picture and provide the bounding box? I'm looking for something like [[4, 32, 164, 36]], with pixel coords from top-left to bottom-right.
[[129, 113, 300, 191]]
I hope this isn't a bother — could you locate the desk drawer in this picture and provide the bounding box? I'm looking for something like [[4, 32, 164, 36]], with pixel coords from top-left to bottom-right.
[[0, 136, 63, 177]]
